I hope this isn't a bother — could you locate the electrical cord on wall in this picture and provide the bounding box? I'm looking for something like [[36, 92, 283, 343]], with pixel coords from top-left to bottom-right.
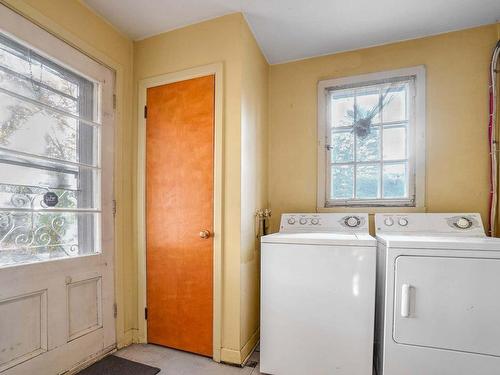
[[488, 40, 500, 236]]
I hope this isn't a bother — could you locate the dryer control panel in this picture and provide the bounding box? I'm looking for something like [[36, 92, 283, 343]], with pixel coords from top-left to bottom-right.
[[375, 213, 485, 236], [280, 213, 369, 233]]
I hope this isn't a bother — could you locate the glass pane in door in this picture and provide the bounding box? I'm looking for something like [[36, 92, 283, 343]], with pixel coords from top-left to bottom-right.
[[0, 33, 101, 267]]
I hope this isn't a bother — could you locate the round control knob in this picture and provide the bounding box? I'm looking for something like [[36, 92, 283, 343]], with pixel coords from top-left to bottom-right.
[[455, 217, 472, 229], [384, 217, 394, 226], [299, 218, 308, 225], [398, 218, 409, 227], [345, 216, 360, 228], [287, 218, 296, 225], [311, 218, 319, 225]]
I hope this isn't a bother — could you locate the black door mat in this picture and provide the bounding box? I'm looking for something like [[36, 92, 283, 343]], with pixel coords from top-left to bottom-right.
[[78, 355, 161, 375]]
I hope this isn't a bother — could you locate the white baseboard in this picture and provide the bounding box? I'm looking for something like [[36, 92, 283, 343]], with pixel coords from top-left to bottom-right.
[[220, 328, 260, 365]]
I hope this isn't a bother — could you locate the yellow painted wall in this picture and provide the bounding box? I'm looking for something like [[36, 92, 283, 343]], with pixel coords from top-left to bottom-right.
[[133, 13, 269, 363], [1, 0, 136, 347], [268, 24, 500, 232], [240, 20, 268, 357]]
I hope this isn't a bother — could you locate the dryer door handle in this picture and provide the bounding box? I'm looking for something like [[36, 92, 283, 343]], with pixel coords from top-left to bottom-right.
[[401, 284, 411, 318]]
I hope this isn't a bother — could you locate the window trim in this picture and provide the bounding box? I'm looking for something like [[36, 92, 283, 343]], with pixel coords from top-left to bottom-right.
[[317, 66, 426, 209]]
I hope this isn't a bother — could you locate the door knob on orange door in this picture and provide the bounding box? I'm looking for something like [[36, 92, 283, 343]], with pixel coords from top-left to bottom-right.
[[199, 230, 211, 239]]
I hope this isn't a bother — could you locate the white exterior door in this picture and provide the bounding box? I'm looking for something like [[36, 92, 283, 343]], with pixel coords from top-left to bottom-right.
[[0, 6, 115, 374], [394, 255, 500, 357]]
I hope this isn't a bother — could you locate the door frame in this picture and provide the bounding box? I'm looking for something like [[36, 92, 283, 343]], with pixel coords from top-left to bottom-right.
[[136, 63, 223, 362]]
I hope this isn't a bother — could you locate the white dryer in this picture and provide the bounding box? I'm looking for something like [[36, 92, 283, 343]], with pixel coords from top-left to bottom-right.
[[375, 213, 500, 375], [260, 213, 376, 375]]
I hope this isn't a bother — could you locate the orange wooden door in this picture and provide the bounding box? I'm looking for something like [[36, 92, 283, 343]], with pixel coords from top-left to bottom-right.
[[146, 75, 214, 357]]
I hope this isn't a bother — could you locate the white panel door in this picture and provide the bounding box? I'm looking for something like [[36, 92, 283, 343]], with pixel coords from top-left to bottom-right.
[[394, 255, 500, 356], [0, 5, 115, 374]]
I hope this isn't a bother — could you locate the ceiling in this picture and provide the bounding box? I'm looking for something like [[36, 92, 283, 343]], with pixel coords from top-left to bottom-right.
[[84, 0, 500, 64]]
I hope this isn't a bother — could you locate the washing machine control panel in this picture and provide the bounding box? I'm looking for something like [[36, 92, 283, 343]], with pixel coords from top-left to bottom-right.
[[375, 213, 485, 235], [280, 213, 368, 233]]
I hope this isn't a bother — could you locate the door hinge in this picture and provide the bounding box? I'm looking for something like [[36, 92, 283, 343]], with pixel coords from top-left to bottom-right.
[[144, 105, 147, 119], [113, 303, 117, 319], [144, 307, 148, 320], [112, 199, 117, 217], [113, 94, 117, 109]]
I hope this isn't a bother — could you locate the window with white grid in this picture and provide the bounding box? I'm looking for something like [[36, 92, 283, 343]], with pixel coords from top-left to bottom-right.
[[0, 32, 102, 266], [318, 67, 425, 208]]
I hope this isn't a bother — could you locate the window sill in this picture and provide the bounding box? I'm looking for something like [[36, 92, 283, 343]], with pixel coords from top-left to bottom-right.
[[317, 206, 426, 214]]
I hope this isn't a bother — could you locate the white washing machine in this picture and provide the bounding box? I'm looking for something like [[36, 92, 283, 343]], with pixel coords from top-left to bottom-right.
[[260, 213, 376, 375], [375, 213, 500, 375]]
